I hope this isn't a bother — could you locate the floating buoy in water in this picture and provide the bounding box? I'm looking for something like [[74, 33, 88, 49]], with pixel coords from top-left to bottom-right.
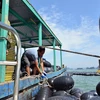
[[43, 59, 51, 67], [53, 90, 69, 96], [34, 86, 52, 100], [52, 76, 74, 91], [48, 96, 77, 100], [96, 82, 100, 96], [70, 88, 83, 99], [80, 92, 94, 100], [48, 78, 55, 87], [89, 90, 98, 96], [89, 96, 100, 100]]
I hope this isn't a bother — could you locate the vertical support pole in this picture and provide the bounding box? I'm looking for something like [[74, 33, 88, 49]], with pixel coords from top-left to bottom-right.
[[53, 39, 56, 71], [38, 23, 42, 46], [60, 45, 62, 68], [98, 59, 100, 70], [38, 23, 42, 71], [0, 0, 9, 82], [97, 59, 100, 73]]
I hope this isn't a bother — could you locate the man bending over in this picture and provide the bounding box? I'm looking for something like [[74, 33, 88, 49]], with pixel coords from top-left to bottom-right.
[[21, 47, 45, 76]]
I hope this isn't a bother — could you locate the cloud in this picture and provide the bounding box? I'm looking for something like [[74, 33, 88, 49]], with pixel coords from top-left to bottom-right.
[[39, 6, 99, 50], [38, 5, 100, 67]]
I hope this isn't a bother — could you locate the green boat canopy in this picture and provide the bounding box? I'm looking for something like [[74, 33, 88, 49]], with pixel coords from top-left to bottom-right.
[[9, 0, 62, 48]]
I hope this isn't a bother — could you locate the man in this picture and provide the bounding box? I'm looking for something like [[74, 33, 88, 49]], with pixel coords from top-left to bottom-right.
[[21, 47, 46, 76]]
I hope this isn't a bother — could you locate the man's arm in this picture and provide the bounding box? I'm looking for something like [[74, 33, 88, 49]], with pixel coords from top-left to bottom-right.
[[35, 59, 42, 74], [40, 58, 44, 71]]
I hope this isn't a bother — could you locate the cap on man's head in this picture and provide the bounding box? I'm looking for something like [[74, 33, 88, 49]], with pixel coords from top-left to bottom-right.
[[38, 46, 45, 51]]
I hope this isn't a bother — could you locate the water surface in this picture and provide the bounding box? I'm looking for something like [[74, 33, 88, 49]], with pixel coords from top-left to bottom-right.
[[67, 69, 100, 92]]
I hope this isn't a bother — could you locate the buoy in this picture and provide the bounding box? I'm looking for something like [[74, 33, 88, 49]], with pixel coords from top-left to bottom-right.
[[70, 88, 83, 99], [89, 96, 100, 100], [48, 78, 55, 87], [43, 59, 51, 67], [96, 82, 100, 96], [48, 96, 77, 100], [34, 86, 52, 100], [53, 90, 69, 96], [53, 76, 74, 91], [89, 90, 98, 96], [80, 92, 94, 100]]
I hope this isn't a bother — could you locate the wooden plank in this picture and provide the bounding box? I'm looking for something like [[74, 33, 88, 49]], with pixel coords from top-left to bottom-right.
[[5, 76, 12, 78], [0, 67, 66, 99], [6, 72, 13, 74], [6, 21, 16, 81], [5, 79, 12, 81]]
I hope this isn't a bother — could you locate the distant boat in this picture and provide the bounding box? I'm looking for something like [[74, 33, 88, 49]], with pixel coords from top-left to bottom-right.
[[77, 68, 83, 70], [86, 67, 95, 69]]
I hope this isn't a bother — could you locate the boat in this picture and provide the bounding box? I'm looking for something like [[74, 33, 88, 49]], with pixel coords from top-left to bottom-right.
[[1, 1, 100, 100], [0, 0, 67, 100]]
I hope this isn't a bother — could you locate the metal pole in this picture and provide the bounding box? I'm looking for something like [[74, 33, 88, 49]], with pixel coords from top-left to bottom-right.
[[38, 23, 42, 70], [38, 23, 42, 46], [98, 59, 100, 70], [21, 43, 100, 58], [0, 0, 9, 82], [0, 22, 21, 100], [53, 39, 56, 71], [60, 45, 62, 68]]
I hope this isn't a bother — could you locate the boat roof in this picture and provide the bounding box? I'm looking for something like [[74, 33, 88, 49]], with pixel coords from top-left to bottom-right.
[[9, 0, 62, 48]]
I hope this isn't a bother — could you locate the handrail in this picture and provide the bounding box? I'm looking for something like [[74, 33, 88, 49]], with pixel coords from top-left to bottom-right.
[[0, 61, 17, 66], [0, 22, 21, 100]]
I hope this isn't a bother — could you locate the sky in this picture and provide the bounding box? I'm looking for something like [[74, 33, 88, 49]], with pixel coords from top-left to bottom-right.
[[28, 0, 100, 68]]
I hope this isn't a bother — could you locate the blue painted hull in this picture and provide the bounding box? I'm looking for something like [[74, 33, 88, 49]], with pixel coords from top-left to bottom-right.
[[0, 67, 67, 100]]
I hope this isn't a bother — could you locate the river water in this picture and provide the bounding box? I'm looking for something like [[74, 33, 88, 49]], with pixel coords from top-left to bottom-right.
[[67, 69, 100, 92]]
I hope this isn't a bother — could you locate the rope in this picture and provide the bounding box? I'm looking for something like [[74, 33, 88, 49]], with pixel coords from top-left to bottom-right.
[[22, 42, 100, 58], [38, 78, 52, 88]]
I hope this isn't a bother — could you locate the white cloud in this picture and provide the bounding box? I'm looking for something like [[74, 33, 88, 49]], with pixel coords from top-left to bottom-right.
[[38, 6, 100, 68]]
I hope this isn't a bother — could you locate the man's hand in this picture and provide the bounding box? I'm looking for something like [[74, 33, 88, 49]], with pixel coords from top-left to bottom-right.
[[41, 73, 46, 78], [43, 71, 47, 76], [41, 73, 47, 79]]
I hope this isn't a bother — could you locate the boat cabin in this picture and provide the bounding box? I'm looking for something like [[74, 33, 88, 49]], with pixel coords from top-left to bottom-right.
[[0, 0, 66, 100]]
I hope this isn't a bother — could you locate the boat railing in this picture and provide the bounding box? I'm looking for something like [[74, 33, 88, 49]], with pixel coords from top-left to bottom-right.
[[0, 22, 21, 100]]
